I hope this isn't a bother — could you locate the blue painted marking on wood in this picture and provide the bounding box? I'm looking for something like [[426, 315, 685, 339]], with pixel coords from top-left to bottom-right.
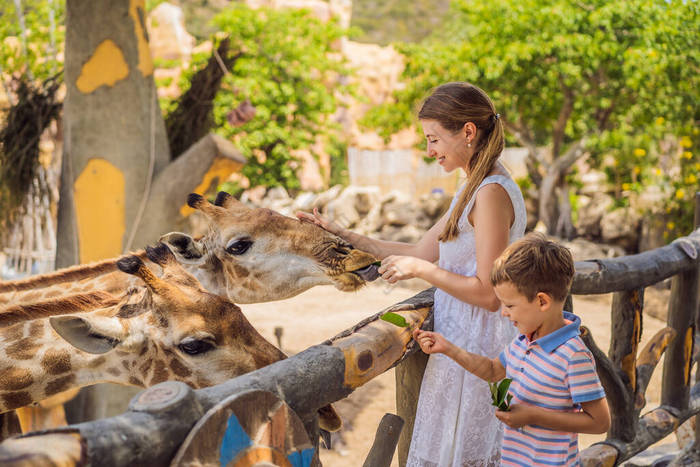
[[219, 414, 252, 466], [287, 447, 315, 467]]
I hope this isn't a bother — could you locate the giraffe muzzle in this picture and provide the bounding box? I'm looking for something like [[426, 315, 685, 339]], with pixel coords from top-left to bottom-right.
[[350, 264, 380, 282]]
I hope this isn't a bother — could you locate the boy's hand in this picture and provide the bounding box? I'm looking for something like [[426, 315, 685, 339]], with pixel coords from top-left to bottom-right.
[[495, 403, 536, 429], [412, 329, 451, 355]]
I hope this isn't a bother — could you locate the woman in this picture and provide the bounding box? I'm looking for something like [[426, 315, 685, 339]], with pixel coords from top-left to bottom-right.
[[298, 82, 527, 466]]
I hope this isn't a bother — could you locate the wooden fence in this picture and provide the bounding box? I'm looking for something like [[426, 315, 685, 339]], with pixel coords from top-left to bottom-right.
[[0, 195, 698, 466]]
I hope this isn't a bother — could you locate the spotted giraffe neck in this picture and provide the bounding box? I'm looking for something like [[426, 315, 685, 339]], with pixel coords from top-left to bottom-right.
[[0, 317, 142, 413], [0, 252, 150, 308]]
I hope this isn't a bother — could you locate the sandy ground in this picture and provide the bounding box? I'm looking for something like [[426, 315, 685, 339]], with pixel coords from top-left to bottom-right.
[[241, 281, 673, 466]]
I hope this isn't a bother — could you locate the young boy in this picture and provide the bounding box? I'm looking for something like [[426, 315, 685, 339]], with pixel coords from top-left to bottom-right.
[[413, 232, 610, 466]]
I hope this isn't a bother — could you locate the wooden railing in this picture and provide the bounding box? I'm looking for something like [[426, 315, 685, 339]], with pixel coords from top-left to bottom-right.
[[0, 194, 698, 467]]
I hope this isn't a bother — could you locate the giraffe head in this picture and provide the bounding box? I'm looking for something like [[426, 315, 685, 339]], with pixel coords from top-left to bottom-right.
[[159, 192, 379, 304], [47, 243, 287, 391]]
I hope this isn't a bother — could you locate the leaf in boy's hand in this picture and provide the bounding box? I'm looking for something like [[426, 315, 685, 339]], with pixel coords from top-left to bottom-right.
[[489, 382, 498, 403], [372, 260, 382, 267], [381, 311, 408, 327], [490, 378, 513, 411]]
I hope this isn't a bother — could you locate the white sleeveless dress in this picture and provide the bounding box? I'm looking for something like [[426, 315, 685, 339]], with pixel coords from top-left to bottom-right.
[[406, 174, 527, 467]]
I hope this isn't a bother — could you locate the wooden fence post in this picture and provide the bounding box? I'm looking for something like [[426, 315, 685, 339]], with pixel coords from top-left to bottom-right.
[[693, 192, 700, 449], [662, 194, 700, 411], [608, 288, 644, 441], [395, 350, 428, 466]]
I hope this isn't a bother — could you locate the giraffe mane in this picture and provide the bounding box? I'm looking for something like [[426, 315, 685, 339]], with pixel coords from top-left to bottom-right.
[[0, 291, 119, 328], [0, 251, 148, 293]]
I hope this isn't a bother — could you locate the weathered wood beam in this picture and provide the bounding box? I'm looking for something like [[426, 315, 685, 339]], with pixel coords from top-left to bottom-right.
[[662, 263, 699, 410], [580, 326, 634, 439], [636, 327, 676, 410], [362, 413, 404, 467], [607, 289, 644, 441], [582, 381, 700, 465], [572, 228, 700, 294]]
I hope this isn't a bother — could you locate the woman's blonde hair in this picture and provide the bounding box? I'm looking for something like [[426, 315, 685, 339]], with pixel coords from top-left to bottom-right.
[[418, 82, 504, 242]]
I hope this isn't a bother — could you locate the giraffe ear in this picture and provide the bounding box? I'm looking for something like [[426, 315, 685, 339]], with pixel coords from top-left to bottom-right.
[[159, 232, 205, 264], [50, 315, 125, 354]]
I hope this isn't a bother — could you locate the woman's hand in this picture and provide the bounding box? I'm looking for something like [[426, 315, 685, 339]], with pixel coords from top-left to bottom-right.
[[296, 207, 344, 236], [378, 255, 432, 283], [413, 329, 452, 355]]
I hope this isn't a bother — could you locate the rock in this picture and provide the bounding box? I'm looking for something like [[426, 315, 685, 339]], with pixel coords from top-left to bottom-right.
[[381, 201, 431, 230], [378, 225, 424, 243], [324, 188, 362, 229], [576, 193, 614, 239], [291, 192, 318, 213], [560, 237, 625, 262], [579, 170, 608, 196], [148, 3, 195, 61], [265, 186, 291, 201], [418, 192, 452, 220], [639, 210, 670, 252], [313, 185, 343, 211], [240, 185, 267, 205], [600, 207, 642, 252]]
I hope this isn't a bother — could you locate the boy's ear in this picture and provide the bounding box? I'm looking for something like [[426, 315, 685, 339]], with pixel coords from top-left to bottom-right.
[[536, 292, 553, 311]]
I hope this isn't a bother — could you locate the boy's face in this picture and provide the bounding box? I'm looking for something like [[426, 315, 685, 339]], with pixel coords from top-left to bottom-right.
[[494, 281, 548, 337]]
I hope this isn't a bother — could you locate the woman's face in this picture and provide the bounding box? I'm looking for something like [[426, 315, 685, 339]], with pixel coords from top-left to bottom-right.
[[420, 119, 470, 173]]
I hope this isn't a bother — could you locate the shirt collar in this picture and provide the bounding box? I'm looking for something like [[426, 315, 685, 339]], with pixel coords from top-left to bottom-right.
[[518, 311, 581, 353]]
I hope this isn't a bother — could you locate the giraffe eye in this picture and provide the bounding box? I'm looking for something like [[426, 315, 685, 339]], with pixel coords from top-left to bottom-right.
[[178, 338, 215, 355], [226, 238, 253, 255]]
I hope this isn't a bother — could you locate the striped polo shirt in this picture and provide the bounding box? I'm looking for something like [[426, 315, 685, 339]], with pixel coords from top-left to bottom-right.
[[498, 312, 605, 466]]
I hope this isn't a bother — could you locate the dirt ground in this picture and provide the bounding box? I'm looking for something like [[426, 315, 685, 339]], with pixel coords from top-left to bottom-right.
[[242, 281, 672, 467]]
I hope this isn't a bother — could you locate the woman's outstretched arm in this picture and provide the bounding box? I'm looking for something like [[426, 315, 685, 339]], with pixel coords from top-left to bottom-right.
[[296, 208, 449, 262]]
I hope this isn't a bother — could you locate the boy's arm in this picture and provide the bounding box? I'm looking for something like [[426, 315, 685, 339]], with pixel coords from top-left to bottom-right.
[[496, 397, 610, 434], [413, 329, 506, 382]]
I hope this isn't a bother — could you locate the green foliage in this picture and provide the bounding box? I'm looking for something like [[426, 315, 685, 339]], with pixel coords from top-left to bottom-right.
[[489, 378, 513, 411], [0, 0, 64, 82], [350, 0, 450, 45], [364, 0, 699, 239], [200, 4, 349, 192]]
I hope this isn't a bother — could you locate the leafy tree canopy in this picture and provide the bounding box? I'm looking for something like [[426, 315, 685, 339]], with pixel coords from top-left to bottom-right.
[[0, 0, 64, 83], [363, 0, 699, 238], [174, 4, 349, 193]]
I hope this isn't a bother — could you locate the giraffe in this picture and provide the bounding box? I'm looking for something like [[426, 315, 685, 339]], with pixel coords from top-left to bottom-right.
[[0, 244, 341, 431], [0, 191, 379, 308]]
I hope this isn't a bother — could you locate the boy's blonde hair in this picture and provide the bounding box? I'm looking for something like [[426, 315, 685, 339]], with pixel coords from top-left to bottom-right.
[[490, 232, 575, 302]]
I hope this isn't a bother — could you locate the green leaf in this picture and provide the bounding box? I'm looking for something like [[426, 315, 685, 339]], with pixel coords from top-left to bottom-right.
[[489, 378, 512, 411], [497, 378, 512, 406], [380, 312, 409, 327], [489, 382, 499, 404], [372, 260, 382, 267]]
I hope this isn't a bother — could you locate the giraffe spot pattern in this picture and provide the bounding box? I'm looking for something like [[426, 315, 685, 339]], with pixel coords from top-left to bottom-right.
[[0, 367, 34, 391], [88, 356, 107, 369], [233, 265, 250, 278], [129, 376, 144, 387], [2, 391, 33, 409], [106, 367, 121, 377], [6, 338, 41, 360], [149, 360, 168, 386], [169, 358, 191, 378], [41, 349, 72, 375], [28, 321, 45, 339], [45, 374, 76, 397]]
